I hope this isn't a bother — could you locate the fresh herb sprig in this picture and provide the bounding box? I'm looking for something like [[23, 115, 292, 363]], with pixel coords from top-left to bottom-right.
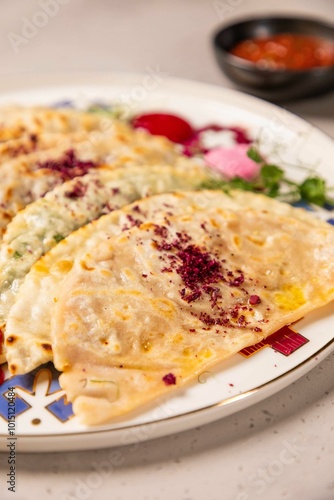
[[201, 146, 334, 208]]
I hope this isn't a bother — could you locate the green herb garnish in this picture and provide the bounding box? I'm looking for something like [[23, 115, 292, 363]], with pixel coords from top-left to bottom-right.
[[13, 251, 22, 259], [87, 104, 126, 120], [299, 177, 327, 206], [246, 146, 263, 163], [202, 146, 334, 207]]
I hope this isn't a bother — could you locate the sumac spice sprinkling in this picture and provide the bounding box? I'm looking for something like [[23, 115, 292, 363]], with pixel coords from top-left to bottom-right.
[[176, 245, 223, 291], [199, 312, 217, 326], [249, 295, 261, 305], [199, 312, 230, 327], [30, 133, 38, 144], [228, 274, 244, 287], [181, 289, 202, 303], [154, 230, 191, 252], [155, 240, 173, 251], [238, 315, 247, 326], [126, 214, 141, 226], [252, 326, 262, 332], [65, 180, 87, 199], [37, 149, 98, 181], [161, 266, 173, 273], [122, 214, 142, 231], [154, 225, 169, 238], [176, 232, 192, 245], [203, 285, 221, 307], [162, 373, 176, 386], [230, 307, 239, 319]]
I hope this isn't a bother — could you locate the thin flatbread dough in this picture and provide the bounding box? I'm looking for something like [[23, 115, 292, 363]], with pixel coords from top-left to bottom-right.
[[0, 119, 179, 237], [0, 131, 91, 163], [4, 164, 209, 369], [0, 105, 115, 141], [48, 190, 334, 425], [6, 188, 328, 373]]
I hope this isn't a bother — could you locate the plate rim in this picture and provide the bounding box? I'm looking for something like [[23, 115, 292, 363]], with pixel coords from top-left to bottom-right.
[[7, 338, 334, 452]]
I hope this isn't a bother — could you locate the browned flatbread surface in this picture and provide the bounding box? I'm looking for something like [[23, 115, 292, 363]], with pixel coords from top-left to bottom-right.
[[50, 190, 334, 425]]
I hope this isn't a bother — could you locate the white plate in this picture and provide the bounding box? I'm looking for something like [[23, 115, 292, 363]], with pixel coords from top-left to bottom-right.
[[0, 72, 333, 453]]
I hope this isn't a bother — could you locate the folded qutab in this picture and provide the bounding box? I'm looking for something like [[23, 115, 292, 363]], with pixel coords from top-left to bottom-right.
[[0, 118, 179, 239], [0, 106, 191, 364], [0, 105, 114, 141], [45, 190, 334, 425], [4, 164, 209, 370]]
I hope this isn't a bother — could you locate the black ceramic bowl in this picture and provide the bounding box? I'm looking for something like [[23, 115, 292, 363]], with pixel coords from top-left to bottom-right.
[[213, 16, 334, 102]]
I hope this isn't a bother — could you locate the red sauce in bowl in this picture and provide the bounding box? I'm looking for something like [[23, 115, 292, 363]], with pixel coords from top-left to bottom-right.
[[231, 33, 334, 70]]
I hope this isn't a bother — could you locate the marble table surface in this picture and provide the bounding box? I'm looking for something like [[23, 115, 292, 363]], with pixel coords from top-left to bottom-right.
[[0, 1, 334, 499]]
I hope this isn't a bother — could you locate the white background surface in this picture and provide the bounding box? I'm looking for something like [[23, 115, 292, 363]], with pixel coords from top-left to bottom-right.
[[0, 1, 334, 499]]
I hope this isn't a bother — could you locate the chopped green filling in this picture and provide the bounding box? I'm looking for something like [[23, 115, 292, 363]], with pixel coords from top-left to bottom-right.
[[53, 233, 64, 243], [89, 379, 117, 384]]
